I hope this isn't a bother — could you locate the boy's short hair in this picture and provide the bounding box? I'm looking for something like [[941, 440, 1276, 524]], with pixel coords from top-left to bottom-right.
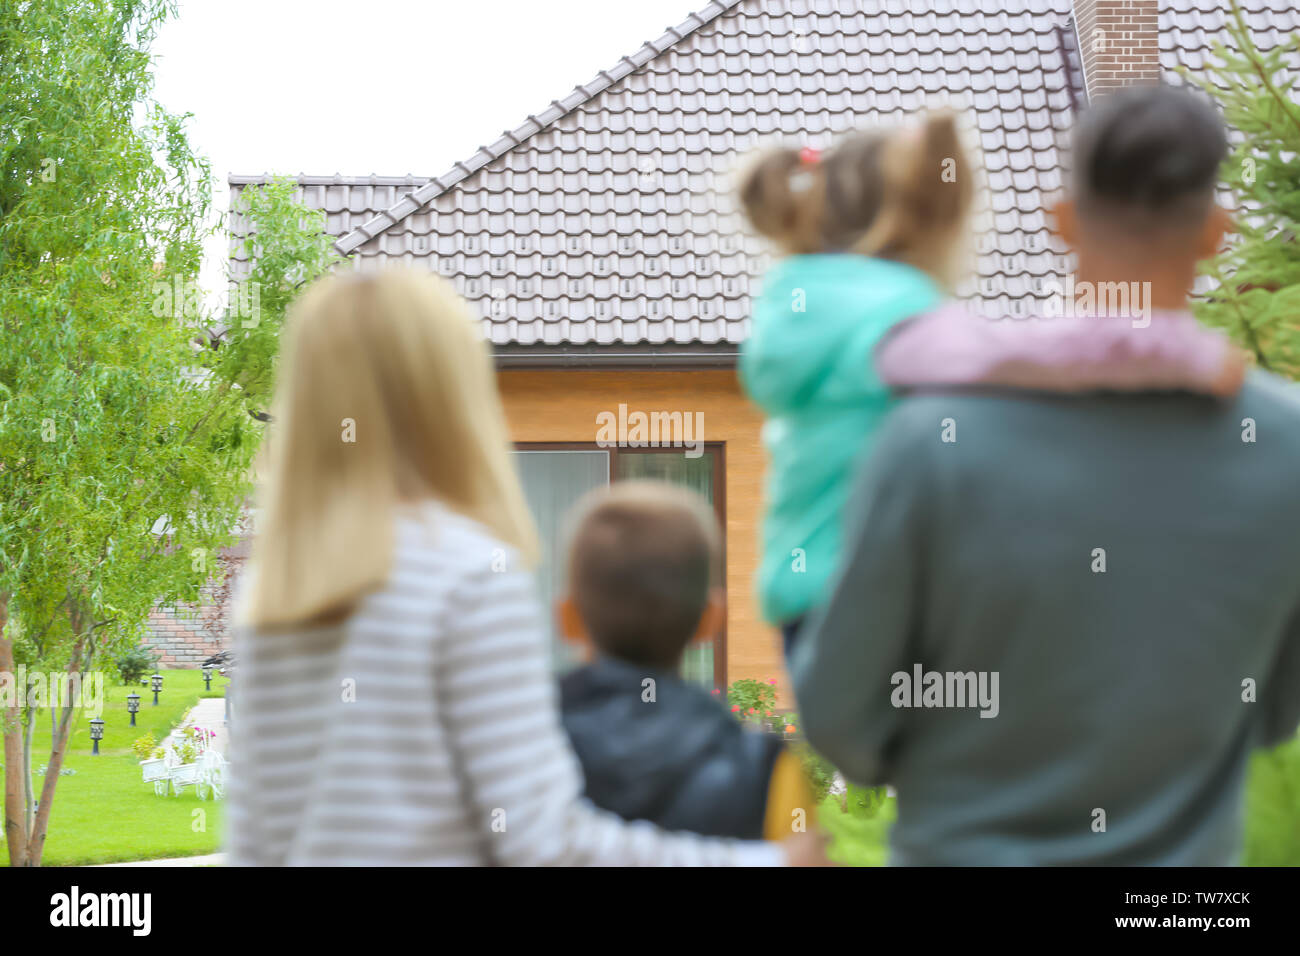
[[565, 481, 721, 669], [1071, 85, 1227, 234]]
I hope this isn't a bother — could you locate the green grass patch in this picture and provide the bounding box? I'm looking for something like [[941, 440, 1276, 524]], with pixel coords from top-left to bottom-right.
[[1, 668, 229, 866], [1244, 735, 1300, 866], [817, 786, 893, 867]]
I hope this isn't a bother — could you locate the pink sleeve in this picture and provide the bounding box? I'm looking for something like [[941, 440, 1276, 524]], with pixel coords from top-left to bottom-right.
[[875, 304, 1231, 394]]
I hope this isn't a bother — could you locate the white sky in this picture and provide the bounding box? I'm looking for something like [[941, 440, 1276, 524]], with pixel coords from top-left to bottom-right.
[[151, 0, 700, 288]]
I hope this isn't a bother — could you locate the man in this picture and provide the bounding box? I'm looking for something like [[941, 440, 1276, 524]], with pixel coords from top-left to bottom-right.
[[792, 85, 1300, 865]]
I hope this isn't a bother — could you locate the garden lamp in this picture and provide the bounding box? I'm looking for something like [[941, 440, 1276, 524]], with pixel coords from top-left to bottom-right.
[[127, 692, 140, 726], [202, 664, 213, 691], [150, 673, 163, 705], [89, 718, 104, 755]]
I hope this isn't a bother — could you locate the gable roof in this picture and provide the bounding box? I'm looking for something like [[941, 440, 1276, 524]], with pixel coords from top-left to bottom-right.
[[229, 0, 1296, 362], [326, 0, 1081, 355]]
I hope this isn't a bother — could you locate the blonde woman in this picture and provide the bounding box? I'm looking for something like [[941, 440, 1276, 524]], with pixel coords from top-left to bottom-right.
[[224, 268, 805, 866]]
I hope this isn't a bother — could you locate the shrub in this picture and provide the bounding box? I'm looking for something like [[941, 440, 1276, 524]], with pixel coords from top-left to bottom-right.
[[726, 677, 777, 726], [132, 733, 163, 762], [115, 644, 159, 686]]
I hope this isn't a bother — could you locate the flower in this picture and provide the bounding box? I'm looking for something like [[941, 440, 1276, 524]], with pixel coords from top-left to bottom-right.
[[746, 708, 756, 715], [731, 705, 740, 712], [767, 679, 777, 685], [785, 724, 797, 734]]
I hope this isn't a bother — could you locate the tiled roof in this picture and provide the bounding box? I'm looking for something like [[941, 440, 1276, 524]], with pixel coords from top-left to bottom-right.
[[1160, 0, 1300, 76], [229, 0, 1296, 355], [327, 0, 1084, 346]]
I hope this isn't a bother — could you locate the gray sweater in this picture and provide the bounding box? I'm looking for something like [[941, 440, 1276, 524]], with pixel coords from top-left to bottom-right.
[[792, 373, 1300, 865]]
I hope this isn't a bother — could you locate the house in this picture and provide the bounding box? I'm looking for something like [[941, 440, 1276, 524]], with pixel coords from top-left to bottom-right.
[[149, 0, 1297, 692]]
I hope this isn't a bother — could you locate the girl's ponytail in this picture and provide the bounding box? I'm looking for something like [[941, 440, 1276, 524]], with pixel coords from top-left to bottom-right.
[[737, 109, 975, 289], [854, 109, 973, 288], [737, 147, 826, 255]]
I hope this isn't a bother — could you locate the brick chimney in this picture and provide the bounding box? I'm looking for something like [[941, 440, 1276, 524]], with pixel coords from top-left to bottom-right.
[[1073, 0, 1161, 100]]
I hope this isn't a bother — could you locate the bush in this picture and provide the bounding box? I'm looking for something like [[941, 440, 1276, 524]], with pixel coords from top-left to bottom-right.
[[114, 644, 159, 685], [726, 677, 776, 722], [131, 733, 163, 762]]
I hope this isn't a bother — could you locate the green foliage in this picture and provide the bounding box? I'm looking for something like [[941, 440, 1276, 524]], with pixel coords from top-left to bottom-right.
[[130, 732, 161, 761], [818, 786, 894, 867], [1, 0, 235, 657], [0, 0, 337, 863], [1243, 734, 1300, 865], [726, 677, 777, 721], [791, 738, 837, 804], [172, 725, 212, 765], [1181, 0, 1300, 377], [113, 643, 158, 685], [218, 177, 341, 413]]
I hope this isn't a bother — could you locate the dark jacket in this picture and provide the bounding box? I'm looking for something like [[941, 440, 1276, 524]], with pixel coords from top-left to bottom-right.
[[560, 656, 783, 839]]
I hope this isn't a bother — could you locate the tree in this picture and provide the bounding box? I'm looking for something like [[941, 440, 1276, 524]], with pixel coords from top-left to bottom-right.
[[1183, 0, 1300, 377], [0, 0, 337, 865]]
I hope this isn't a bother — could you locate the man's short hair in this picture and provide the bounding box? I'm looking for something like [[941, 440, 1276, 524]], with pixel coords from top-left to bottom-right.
[[565, 481, 721, 669], [1070, 85, 1228, 234]]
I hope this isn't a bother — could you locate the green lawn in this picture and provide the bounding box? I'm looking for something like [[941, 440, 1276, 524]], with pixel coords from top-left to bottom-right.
[[0, 668, 229, 867]]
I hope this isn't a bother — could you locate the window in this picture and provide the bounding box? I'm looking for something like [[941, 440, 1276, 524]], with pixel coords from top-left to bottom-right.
[[512, 443, 725, 688]]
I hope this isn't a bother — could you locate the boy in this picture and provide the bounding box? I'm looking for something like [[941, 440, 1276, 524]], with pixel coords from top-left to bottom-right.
[[558, 481, 813, 841]]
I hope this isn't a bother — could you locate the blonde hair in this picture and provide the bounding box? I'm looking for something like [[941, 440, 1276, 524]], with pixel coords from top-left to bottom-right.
[[737, 109, 975, 290], [243, 267, 538, 630]]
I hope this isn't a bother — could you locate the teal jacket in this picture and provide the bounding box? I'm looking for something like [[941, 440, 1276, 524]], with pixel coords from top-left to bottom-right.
[[739, 255, 943, 624]]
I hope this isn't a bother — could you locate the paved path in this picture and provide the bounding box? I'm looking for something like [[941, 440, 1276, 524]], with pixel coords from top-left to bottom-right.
[[181, 696, 229, 755]]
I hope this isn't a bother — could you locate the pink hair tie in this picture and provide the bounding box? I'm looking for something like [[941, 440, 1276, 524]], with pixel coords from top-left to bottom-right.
[[790, 146, 820, 193]]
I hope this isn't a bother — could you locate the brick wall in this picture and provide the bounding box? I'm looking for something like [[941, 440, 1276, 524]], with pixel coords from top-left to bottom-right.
[[144, 551, 247, 668], [1073, 0, 1160, 98]]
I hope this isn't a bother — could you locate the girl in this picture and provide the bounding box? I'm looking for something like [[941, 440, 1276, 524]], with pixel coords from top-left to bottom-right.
[[224, 269, 811, 866], [737, 111, 1243, 652]]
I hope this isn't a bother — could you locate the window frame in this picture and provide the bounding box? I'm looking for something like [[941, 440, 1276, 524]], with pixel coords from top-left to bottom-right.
[[514, 440, 727, 689]]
